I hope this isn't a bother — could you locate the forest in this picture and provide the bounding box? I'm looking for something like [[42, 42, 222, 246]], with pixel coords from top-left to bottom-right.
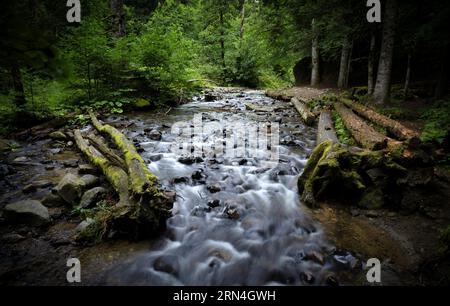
[[0, 0, 450, 287]]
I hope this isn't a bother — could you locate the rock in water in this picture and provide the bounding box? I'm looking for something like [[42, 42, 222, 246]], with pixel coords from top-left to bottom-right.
[[80, 187, 107, 208], [80, 174, 100, 189], [148, 130, 162, 141], [56, 173, 86, 205], [41, 193, 66, 207], [4, 200, 50, 226], [49, 131, 67, 140]]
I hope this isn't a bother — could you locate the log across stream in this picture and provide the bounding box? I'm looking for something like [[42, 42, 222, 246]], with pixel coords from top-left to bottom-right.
[[99, 89, 361, 285]]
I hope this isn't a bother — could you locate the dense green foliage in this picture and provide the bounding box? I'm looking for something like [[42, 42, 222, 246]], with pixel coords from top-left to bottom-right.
[[0, 0, 449, 135]]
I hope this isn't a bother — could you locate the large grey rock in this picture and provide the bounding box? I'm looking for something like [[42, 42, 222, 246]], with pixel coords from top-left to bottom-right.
[[148, 129, 162, 141], [42, 193, 66, 207], [4, 200, 50, 226], [56, 173, 86, 205], [49, 131, 67, 140], [80, 187, 107, 208], [80, 174, 100, 189], [75, 218, 95, 232]]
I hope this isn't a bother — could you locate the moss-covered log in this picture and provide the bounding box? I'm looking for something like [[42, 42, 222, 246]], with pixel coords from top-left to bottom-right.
[[317, 111, 338, 144], [298, 140, 408, 208], [86, 133, 127, 172], [74, 121, 174, 241], [341, 98, 419, 140], [89, 111, 159, 197], [265, 90, 292, 101], [291, 97, 316, 126], [74, 129, 130, 206], [334, 103, 401, 150]]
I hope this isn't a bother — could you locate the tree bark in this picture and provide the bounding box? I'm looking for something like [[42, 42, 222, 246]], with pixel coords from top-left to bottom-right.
[[404, 53, 411, 99], [368, 30, 376, 95], [10, 60, 26, 107], [291, 97, 315, 126], [317, 111, 338, 144], [89, 111, 159, 197], [311, 18, 320, 87], [334, 103, 399, 150], [434, 46, 448, 99], [74, 129, 131, 206], [219, 7, 225, 70], [373, 0, 398, 105], [341, 98, 419, 140], [338, 38, 352, 89], [111, 0, 126, 37]]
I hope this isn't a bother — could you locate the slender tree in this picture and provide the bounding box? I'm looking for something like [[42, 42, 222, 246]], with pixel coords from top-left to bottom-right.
[[373, 0, 398, 104]]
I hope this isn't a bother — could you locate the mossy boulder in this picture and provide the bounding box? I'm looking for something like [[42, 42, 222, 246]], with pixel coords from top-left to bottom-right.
[[133, 98, 151, 109], [298, 141, 407, 208]]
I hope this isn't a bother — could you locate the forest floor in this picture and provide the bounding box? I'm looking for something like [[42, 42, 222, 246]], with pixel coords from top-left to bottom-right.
[[0, 86, 449, 285]]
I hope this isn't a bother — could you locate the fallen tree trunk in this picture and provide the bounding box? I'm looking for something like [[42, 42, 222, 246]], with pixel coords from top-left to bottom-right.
[[291, 97, 315, 126], [86, 134, 127, 172], [334, 103, 401, 150], [265, 90, 292, 101], [317, 111, 338, 144], [89, 111, 158, 197], [341, 98, 419, 140], [73, 115, 174, 241], [74, 129, 130, 206]]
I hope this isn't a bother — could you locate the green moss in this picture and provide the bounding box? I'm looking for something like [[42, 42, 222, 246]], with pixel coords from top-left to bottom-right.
[[332, 111, 357, 146]]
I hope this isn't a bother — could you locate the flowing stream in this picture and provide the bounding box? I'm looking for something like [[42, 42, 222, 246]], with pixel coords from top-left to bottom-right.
[[101, 89, 358, 285]]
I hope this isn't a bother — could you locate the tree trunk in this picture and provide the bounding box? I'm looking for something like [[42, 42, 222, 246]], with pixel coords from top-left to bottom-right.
[[291, 97, 315, 126], [74, 129, 131, 206], [10, 60, 26, 107], [317, 111, 338, 144], [338, 38, 352, 89], [404, 53, 411, 99], [334, 103, 400, 150], [111, 0, 126, 37], [368, 30, 376, 95], [434, 46, 448, 99], [311, 18, 320, 87], [341, 98, 419, 140], [373, 0, 398, 105], [345, 40, 353, 88], [219, 8, 225, 70], [239, 0, 246, 41]]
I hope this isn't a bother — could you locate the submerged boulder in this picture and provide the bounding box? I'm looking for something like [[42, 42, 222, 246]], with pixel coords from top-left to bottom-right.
[[4, 200, 50, 226], [56, 173, 86, 205]]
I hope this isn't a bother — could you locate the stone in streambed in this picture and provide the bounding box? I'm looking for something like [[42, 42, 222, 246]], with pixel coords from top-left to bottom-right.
[[49, 131, 67, 141], [56, 173, 86, 205], [80, 174, 100, 188], [4, 200, 50, 226], [80, 187, 107, 209], [153, 255, 179, 276], [147, 130, 162, 141], [42, 193, 65, 207]]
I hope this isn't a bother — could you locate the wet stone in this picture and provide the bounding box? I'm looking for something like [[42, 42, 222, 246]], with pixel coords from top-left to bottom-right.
[[207, 185, 221, 193], [207, 199, 220, 208], [153, 255, 179, 276]]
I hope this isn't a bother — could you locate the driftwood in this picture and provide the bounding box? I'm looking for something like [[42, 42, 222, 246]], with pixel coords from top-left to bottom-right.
[[341, 98, 419, 140], [89, 110, 158, 197], [265, 90, 292, 102], [86, 134, 127, 172], [334, 103, 401, 151], [74, 130, 130, 206], [317, 111, 338, 144], [291, 97, 315, 126], [73, 112, 174, 240]]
